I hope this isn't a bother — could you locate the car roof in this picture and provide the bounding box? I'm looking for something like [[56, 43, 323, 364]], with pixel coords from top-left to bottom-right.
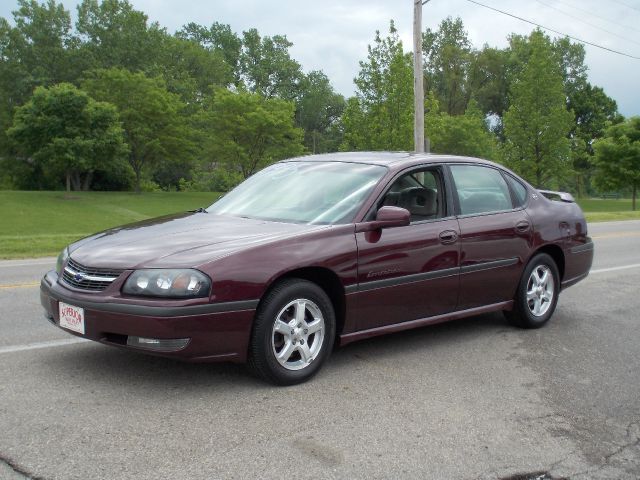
[[281, 151, 501, 170]]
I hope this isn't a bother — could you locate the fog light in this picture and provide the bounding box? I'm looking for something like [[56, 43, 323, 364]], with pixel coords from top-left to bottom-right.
[[126, 336, 190, 351]]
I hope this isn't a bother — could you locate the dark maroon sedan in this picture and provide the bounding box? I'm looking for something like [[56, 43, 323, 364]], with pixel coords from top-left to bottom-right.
[[41, 152, 593, 385]]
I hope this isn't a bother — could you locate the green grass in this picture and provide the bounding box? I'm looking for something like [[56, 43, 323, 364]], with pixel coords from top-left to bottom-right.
[[0, 191, 638, 259], [577, 198, 635, 212], [576, 198, 640, 223], [0, 191, 219, 259], [584, 211, 640, 222]]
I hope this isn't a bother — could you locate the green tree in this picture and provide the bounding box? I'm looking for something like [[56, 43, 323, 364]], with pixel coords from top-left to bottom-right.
[[342, 21, 413, 151], [340, 97, 367, 151], [505, 31, 619, 193], [468, 46, 509, 118], [426, 97, 497, 159], [423, 17, 473, 115], [7, 83, 127, 191], [196, 88, 304, 179], [150, 34, 232, 105], [82, 68, 194, 192], [11, 0, 78, 87], [502, 31, 574, 188], [569, 83, 621, 195], [239, 28, 303, 101], [76, 0, 166, 73], [178, 22, 242, 84], [555, 38, 622, 195], [0, 1, 80, 158], [77, 2, 235, 105], [593, 117, 640, 210], [506, 33, 587, 90], [296, 71, 345, 153], [0, 18, 20, 157]]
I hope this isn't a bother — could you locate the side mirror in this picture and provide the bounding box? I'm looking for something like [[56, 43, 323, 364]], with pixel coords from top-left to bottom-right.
[[355, 206, 410, 233]]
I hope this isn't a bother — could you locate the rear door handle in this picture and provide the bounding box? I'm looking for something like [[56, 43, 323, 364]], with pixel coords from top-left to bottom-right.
[[439, 230, 458, 244], [515, 220, 530, 233]]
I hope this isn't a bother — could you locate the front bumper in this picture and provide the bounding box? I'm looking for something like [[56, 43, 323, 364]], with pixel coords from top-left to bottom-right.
[[40, 270, 257, 363]]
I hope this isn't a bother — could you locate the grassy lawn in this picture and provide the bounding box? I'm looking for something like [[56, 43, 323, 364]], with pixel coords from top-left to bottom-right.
[[0, 191, 637, 259], [0, 191, 219, 259], [576, 198, 640, 223]]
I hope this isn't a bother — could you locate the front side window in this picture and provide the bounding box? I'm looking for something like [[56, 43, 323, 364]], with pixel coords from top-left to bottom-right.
[[377, 168, 444, 222], [208, 161, 387, 225], [450, 165, 513, 215]]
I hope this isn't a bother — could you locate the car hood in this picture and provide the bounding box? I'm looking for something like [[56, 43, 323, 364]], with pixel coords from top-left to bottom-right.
[[68, 212, 328, 269]]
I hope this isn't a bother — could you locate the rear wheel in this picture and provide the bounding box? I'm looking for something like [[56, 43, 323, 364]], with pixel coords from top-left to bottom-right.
[[248, 279, 335, 385], [505, 253, 560, 329]]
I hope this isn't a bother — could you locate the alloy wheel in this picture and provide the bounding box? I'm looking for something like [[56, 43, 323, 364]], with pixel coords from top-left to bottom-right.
[[271, 298, 325, 371], [526, 264, 555, 317]]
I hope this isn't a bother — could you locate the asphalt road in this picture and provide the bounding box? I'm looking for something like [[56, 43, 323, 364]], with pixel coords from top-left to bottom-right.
[[1, 220, 639, 480]]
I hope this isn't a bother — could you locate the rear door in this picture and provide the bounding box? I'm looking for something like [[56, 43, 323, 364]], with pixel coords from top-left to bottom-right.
[[354, 166, 460, 331], [448, 164, 533, 310]]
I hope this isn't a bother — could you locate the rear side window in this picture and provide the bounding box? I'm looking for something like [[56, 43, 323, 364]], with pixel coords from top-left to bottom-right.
[[450, 165, 513, 215], [505, 174, 528, 208]]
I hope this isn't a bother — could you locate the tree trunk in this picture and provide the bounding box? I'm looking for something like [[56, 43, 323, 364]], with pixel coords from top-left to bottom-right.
[[65, 172, 71, 192], [576, 173, 584, 199], [134, 168, 141, 194], [71, 172, 82, 191], [535, 143, 543, 188], [130, 148, 142, 194], [82, 171, 93, 191], [633, 185, 637, 211]]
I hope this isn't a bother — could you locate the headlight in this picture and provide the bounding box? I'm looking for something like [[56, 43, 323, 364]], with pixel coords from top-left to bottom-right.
[[122, 269, 211, 298], [56, 248, 69, 275]]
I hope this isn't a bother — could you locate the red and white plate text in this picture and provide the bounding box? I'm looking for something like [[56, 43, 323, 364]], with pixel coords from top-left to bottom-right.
[[59, 302, 85, 335]]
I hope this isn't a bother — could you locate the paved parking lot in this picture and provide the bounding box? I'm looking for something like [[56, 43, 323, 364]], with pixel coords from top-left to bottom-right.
[[1, 220, 639, 479]]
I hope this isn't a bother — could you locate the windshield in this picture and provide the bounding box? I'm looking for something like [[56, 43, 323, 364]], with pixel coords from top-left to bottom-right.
[[208, 161, 387, 224]]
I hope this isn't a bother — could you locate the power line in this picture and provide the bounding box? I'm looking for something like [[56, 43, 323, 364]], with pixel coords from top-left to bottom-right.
[[463, 0, 640, 60], [534, 0, 640, 47], [551, 0, 640, 34], [611, 0, 640, 13]]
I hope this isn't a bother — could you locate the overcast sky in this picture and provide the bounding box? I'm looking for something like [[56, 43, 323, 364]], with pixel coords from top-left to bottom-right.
[[2, 0, 639, 116]]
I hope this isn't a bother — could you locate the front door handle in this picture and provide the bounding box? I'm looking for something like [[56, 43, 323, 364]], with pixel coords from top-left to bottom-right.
[[515, 220, 530, 233], [439, 230, 458, 244]]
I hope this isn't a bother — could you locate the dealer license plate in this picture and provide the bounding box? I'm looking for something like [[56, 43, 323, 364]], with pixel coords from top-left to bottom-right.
[[59, 302, 85, 335]]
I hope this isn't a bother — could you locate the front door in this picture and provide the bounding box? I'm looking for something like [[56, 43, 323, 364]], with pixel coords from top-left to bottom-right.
[[354, 167, 460, 331]]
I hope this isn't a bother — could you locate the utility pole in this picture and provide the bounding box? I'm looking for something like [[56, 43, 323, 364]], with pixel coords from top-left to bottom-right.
[[413, 0, 428, 153]]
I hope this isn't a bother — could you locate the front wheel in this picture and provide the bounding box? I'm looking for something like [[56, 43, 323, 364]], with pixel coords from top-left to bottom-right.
[[505, 253, 560, 329], [248, 279, 335, 385]]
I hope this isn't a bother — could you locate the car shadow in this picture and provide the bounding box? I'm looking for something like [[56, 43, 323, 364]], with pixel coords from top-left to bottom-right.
[[331, 311, 510, 366], [38, 311, 513, 390], [39, 342, 259, 391]]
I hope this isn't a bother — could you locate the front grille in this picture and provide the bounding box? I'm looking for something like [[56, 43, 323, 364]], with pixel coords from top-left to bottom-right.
[[61, 258, 124, 292]]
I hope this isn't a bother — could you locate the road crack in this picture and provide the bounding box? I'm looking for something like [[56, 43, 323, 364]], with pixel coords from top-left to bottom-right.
[[602, 422, 640, 465], [567, 421, 640, 478]]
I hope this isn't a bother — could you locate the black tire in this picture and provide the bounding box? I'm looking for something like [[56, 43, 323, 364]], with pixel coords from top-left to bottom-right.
[[505, 253, 560, 329], [248, 278, 336, 386]]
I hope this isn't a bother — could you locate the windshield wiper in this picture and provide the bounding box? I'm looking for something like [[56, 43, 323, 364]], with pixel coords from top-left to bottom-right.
[[189, 207, 208, 213]]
